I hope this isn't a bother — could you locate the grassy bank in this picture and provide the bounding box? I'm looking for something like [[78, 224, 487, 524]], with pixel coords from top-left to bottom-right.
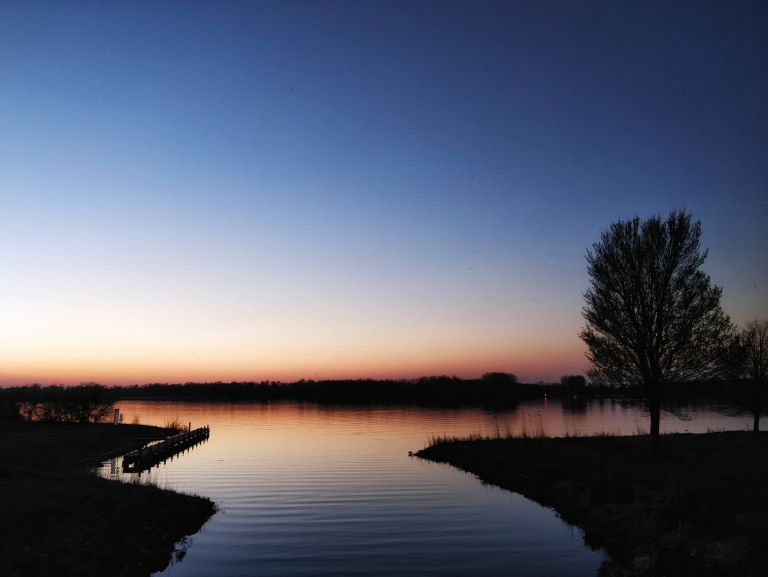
[[0, 421, 215, 577], [417, 431, 768, 576]]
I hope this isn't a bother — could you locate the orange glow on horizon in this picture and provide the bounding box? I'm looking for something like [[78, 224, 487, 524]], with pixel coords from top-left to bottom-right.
[[0, 300, 590, 386], [0, 341, 589, 387]]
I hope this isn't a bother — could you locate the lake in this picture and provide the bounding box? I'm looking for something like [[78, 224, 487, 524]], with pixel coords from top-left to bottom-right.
[[99, 399, 755, 576]]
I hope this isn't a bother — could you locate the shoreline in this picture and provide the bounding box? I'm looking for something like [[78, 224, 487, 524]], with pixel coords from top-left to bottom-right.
[[417, 431, 768, 577], [0, 421, 215, 577], [4, 379, 759, 410]]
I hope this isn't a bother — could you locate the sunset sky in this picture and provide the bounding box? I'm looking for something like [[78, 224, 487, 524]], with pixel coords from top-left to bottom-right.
[[1, 1, 766, 386]]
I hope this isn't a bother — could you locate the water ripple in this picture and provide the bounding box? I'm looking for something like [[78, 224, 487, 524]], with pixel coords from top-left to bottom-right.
[[95, 400, 752, 577]]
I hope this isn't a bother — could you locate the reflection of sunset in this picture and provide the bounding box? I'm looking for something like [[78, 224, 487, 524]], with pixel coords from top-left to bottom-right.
[[112, 399, 749, 455], [111, 400, 691, 576], [99, 400, 755, 527]]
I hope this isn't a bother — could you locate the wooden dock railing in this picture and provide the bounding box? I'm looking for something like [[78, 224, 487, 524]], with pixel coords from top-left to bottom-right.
[[122, 425, 210, 472]]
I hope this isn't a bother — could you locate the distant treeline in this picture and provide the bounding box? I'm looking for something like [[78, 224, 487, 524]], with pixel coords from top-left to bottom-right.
[[108, 373, 552, 406], [0, 384, 114, 423], [117, 374, 549, 405], [0, 374, 546, 415], [0, 374, 757, 418]]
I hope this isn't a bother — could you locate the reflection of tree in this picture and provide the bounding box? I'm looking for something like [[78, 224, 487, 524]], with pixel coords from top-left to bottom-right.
[[562, 396, 587, 414]]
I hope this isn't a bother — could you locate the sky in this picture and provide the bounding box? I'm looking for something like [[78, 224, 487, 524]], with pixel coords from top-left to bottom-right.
[[0, 1, 766, 386]]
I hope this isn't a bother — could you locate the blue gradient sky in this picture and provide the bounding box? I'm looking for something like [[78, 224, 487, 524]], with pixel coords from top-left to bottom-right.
[[1, 1, 766, 385]]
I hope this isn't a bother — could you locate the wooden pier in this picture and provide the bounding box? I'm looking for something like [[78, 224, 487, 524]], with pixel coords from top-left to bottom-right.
[[122, 426, 210, 472]]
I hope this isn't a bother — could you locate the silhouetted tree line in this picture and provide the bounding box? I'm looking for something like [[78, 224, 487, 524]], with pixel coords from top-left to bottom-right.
[[560, 375, 587, 395], [0, 374, 576, 410], [0, 383, 114, 423], [2, 373, 759, 413], [107, 374, 535, 407]]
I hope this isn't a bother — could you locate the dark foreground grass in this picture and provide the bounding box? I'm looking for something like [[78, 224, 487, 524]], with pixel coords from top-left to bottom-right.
[[0, 421, 215, 577], [417, 431, 768, 577]]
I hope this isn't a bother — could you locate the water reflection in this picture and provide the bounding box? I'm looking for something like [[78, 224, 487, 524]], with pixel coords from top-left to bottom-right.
[[98, 399, 752, 577]]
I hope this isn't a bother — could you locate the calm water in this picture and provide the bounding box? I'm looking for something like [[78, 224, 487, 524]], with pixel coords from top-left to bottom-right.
[[99, 399, 754, 577]]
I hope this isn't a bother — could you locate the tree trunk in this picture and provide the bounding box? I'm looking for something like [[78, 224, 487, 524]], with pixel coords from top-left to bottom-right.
[[649, 398, 661, 455], [754, 411, 760, 433]]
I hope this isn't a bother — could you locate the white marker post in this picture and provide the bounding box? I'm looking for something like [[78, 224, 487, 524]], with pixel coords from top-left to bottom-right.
[[113, 408, 120, 425]]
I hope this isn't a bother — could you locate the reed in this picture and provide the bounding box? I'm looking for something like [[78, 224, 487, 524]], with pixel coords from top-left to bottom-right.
[[427, 411, 551, 448], [164, 417, 185, 433]]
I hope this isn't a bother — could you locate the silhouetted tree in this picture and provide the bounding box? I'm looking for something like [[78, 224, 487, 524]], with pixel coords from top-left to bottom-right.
[[67, 383, 114, 423], [2, 383, 113, 423], [739, 320, 768, 432], [481, 372, 518, 385], [560, 374, 586, 395], [579, 211, 732, 453]]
